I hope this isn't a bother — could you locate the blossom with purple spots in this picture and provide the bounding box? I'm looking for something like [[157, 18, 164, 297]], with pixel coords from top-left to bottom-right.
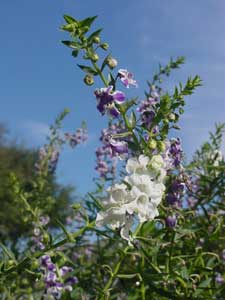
[[118, 69, 138, 88], [94, 86, 125, 117]]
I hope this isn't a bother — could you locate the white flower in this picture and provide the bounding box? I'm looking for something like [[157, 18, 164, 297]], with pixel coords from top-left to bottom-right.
[[96, 206, 126, 229], [126, 155, 149, 174], [125, 174, 154, 197], [96, 153, 166, 243], [126, 187, 159, 222], [107, 183, 129, 206]]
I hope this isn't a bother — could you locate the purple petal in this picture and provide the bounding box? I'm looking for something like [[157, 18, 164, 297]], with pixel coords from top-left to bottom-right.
[[113, 91, 126, 103]]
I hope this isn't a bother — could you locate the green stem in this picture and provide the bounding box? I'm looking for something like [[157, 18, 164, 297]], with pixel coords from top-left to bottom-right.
[[92, 61, 108, 87], [100, 246, 130, 300], [2, 221, 95, 277]]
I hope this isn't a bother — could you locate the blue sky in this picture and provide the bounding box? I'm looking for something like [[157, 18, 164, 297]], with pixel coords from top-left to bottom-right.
[[0, 0, 225, 194]]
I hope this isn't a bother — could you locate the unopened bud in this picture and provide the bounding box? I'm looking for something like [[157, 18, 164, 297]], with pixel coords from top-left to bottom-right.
[[84, 74, 94, 86], [101, 43, 109, 50], [148, 139, 157, 150], [157, 141, 166, 152], [43, 233, 50, 244], [93, 36, 100, 44], [91, 53, 99, 62], [106, 56, 118, 69], [168, 113, 176, 121]]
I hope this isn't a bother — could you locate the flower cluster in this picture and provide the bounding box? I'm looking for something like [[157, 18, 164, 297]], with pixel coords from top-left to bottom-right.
[[137, 85, 160, 129], [64, 127, 88, 148], [95, 123, 129, 178], [166, 179, 185, 208], [164, 138, 183, 168], [96, 154, 166, 242], [35, 146, 60, 174], [31, 216, 50, 251], [40, 255, 78, 299]]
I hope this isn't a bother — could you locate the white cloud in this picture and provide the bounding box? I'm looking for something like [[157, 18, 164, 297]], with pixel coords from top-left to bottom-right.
[[20, 120, 50, 145]]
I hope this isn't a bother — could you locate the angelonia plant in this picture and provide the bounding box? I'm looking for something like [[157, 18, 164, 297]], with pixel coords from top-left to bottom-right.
[[0, 12, 224, 300]]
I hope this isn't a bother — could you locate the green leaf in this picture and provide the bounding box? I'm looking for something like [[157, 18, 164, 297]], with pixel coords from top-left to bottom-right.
[[72, 49, 79, 57], [0, 243, 16, 261], [117, 273, 140, 279], [88, 193, 103, 210], [79, 16, 98, 28], [63, 15, 78, 24], [87, 29, 102, 43], [129, 111, 136, 129], [77, 64, 98, 75], [62, 40, 79, 50]]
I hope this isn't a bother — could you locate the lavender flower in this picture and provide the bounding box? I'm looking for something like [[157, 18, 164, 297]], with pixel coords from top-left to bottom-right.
[[40, 255, 78, 299], [64, 127, 88, 148], [118, 69, 138, 88], [35, 146, 60, 174], [166, 216, 177, 228], [95, 122, 129, 178], [215, 273, 224, 284], [94, 86, 125, 117], [109, 138, 128, 158], [169, 138, 182, 167]]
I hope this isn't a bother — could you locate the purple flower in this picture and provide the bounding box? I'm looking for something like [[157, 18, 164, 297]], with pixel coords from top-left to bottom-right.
[[215, 273, 224, 284], [41, 255, 52, 268], [169, 138, 182, 167], [40, 216, 50, 226], [187, 197, 197, 208], [65, 127, 88, 148], [95, 160, 109, 177], [60, 266, 73, 277], [95, 86, 125, 117], [118, 69, 138, 88], [141, 110, 155, 128], [171, 180, 185, 193], [66, 276, 78, 285], [166, 216, 177, 228], [166, 193, 179, 205], [109, 138, 128, 158]]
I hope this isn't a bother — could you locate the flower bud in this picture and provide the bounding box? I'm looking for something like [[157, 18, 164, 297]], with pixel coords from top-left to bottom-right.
[[93, 36, 100, 44], [106, 56, 118, 69], [31, 259, 39, 270], [148, 139, 157, 150], [166, 216, 177, 228], [83, 74, 94, 86], [157, 141, 166, 152], [43, 233, 50, 244], [91, 53, 99, 62], [101, 43, 109, 50], [168, 113, 176, 121]]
